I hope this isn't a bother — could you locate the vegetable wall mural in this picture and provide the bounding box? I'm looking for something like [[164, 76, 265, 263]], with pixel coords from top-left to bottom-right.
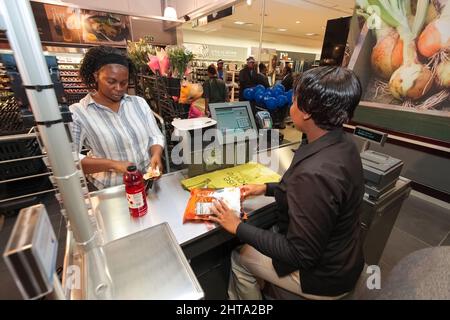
[[350, 0, 450, 145]]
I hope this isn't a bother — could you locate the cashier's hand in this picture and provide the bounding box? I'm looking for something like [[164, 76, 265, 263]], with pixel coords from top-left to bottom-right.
[[209, 199, 241, 235], [241, 184, 267, 199]]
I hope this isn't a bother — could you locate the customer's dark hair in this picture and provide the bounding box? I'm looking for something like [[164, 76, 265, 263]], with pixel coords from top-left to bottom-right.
[[259, 63, 267, 73], [295, 66, 361, 130], [79, 46, 134, 88], [207, 64, 217, 75]]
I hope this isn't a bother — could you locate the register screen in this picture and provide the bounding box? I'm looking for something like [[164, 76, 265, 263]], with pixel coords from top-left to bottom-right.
[[214, 106, 254, 134]]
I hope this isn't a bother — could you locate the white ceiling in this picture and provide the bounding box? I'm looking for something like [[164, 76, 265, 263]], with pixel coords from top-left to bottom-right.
[[182, 0, 355, 50]]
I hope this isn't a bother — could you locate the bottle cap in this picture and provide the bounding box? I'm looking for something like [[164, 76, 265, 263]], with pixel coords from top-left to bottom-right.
[[127, 165, 137, 171]]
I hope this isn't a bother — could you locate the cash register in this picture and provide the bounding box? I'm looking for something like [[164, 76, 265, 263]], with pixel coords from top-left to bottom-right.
[[354, 126, 403, 199], [210, 101, 281, 150]]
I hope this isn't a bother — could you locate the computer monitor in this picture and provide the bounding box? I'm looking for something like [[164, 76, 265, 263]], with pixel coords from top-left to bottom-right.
[[209, 101, 258, 144]]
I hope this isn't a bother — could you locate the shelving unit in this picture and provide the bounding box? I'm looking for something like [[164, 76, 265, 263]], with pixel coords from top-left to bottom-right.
[[0, 62, 13, 99], [190, 59, 243, 101], [226, 70, 239, 101], [56, 56, 90, 104]]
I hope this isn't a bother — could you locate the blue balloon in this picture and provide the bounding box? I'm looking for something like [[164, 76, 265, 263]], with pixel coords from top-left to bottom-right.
[[255, 92, 265, 105], [264, 96, 277, 110], [274, 83, 285, 92], [243, 88, 255, 100], [285, 89, 293, 105], [277, 95, 288, 108], [254, 84, 265, 92], [265, 88, 275, 97], [254, 88, 265, 98], [273, 87, 284, 97]]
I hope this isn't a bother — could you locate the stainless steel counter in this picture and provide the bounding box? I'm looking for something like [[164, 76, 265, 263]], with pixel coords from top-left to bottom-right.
[[91, 171, 276, 246], [90, 142, 300, 247], [62, 142, 300, 299]]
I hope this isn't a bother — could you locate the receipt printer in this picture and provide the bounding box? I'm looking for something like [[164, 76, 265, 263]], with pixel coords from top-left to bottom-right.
[[361, 150, 403, 198]]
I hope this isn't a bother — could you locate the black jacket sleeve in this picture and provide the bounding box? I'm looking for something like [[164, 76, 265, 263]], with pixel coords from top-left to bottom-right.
[[265, 183, 279, 197], [237, 171, 340, 271]]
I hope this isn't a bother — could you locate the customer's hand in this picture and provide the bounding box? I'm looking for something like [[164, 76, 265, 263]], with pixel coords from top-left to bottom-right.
[[209, 199, 242, 235], [148, 155, 162, 179], [241, 184, 267, 199], [110, 160, 134, 173]]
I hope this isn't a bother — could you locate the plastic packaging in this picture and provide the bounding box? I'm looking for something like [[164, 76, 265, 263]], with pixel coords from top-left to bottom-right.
[[183, 187, 245, 223]]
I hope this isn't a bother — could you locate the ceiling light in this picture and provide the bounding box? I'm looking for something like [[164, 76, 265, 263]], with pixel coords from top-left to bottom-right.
[[278, 28, 287, 32], [246, 0, 252, 5], [234, 21, 246, 25], [163, 6, 178, 20], [305, 33, 317, 36], [295, 21, 300, 24]]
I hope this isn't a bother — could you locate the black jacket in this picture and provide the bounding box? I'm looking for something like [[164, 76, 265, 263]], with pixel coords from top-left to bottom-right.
[[237, 129, 365, 296], [239, 66, 259, 100], [281, 72, 294, 91], [203, 77, 228, 103]]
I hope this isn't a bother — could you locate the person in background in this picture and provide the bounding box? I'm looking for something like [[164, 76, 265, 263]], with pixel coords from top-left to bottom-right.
[[69, 46, 165, 190], [217, 59, 225, 80], [203, 64, 228, 116], [209, 66, 365, 300], [238, 56, 258, 101], [257, 63, 270, 88], [281, 65, 294, 91], [268, 55, 278, 86]]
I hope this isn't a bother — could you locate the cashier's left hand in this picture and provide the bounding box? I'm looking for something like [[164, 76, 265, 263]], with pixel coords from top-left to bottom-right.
[[209, 199, 241, 235]]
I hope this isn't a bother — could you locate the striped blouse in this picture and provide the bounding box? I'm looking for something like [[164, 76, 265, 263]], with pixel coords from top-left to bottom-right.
[[69, 93, 165, 189]]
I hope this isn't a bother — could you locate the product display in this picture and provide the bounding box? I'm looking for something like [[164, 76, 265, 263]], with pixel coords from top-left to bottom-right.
[[56, 56, 90, 104]]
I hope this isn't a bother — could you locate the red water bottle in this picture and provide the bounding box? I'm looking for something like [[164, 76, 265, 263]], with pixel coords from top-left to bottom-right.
[[124, 165, 148, 217]]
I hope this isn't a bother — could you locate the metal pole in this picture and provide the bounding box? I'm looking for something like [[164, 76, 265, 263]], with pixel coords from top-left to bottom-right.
[[0, 0, 112, 299], [257, 0, 266, 70]]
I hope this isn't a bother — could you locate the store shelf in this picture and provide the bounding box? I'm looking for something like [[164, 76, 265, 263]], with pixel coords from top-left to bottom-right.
[[63, 86, 87, 89]]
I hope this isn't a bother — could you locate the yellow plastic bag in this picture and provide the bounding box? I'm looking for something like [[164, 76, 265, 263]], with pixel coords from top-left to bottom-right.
[[181, 162, 281, 191]]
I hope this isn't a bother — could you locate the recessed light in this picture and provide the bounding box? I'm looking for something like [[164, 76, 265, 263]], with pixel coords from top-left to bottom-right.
[[305, 33, 317, 36], [295, 21, 300, 24], [278, 28, 287, 31], [234, 21, 246, 25]]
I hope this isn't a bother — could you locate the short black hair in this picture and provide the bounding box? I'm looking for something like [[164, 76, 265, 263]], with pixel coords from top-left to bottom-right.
[[295, 66, 361, 130], [207, 64, 217, 75], [79, 46, 134, 89]]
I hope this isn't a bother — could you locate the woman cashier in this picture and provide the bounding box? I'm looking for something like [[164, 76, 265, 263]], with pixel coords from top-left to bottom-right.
[[210, 66, 365, 299]]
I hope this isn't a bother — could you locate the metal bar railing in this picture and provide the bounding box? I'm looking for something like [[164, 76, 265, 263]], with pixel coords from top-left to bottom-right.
[[152, 110, 171, 173], [0, 188, 57, 204]]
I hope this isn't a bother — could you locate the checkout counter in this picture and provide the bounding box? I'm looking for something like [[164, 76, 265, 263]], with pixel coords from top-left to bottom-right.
[[62, 141, 298, 299], [60, 108, 412, 300], [61, 126, 411, 299]]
